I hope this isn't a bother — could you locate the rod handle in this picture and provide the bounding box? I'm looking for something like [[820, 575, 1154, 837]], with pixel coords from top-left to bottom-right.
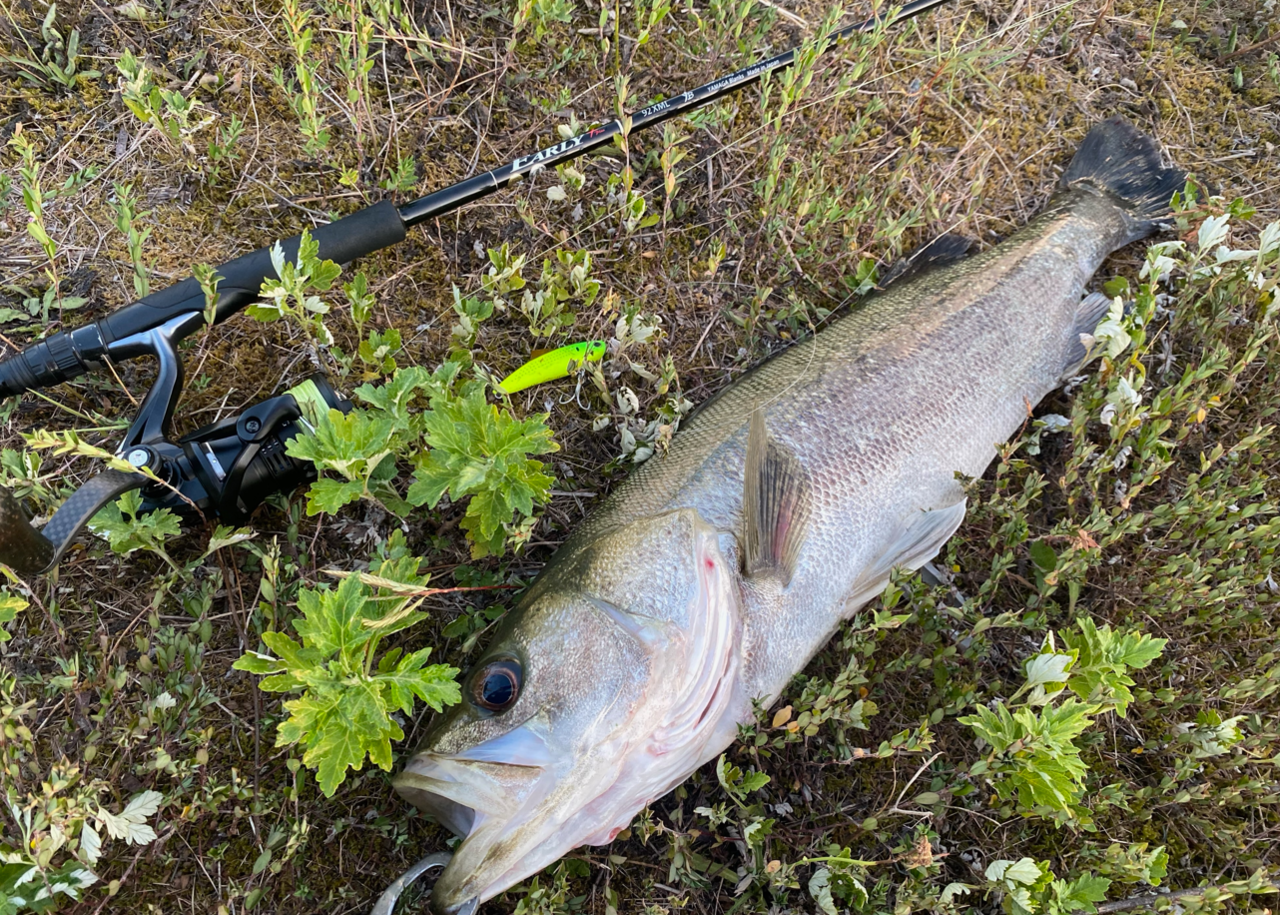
[[0, 201, 406, 397]]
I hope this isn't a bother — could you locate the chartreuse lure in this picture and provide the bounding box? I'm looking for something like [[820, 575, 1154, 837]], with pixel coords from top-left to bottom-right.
[[497, 341, 606, 394]]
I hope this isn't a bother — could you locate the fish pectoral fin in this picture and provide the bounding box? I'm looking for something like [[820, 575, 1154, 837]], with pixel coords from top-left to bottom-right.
[[1061, 291, 1116, 378], [742, 408, 811, 587], [846, 499, 969, 607]]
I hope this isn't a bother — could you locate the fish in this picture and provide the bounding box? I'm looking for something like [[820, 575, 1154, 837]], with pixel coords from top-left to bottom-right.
[[392, 117, 1186, 914]]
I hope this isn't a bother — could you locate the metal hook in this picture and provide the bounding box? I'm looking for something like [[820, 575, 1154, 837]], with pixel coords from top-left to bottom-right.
[[371, 851, 453, 915]]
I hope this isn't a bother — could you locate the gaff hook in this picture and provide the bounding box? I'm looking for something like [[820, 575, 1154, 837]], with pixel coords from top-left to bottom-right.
[[371, 851, 455, 915]]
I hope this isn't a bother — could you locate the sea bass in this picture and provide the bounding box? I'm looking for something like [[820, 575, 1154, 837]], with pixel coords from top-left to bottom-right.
[[393, 118, 1185, 914]]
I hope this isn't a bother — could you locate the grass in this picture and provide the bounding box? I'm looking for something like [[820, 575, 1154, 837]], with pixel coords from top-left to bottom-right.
[[1, 0, 1279, 912]]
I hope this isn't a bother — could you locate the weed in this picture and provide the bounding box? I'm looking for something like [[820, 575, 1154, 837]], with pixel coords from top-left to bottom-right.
[[111, 185, 152, 299], [273, 0, 331, 155], [5, 131, 88, 327], [249, 227, 343, 347], [2, 4, 100, 93], [511, 0, 575, 44], [379, 155, 416, 194], [117, 50, 207, 158], [520, 249, 601, 337], [206, 113, 244, 184], [233, 542, 460, 796]]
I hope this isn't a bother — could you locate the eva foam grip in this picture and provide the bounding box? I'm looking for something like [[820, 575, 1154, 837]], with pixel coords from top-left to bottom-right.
[[100, 200, 407, 342], [0, 202, 407, 399]]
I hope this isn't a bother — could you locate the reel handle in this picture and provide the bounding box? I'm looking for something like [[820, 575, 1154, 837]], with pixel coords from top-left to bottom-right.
[[0, 469, 144, 575]]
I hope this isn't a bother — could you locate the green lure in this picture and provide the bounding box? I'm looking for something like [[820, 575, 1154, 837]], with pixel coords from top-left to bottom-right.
[[497, 341, 606, 394]]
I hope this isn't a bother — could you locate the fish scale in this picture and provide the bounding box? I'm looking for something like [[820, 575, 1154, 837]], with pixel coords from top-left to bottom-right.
[[395, 118, 1187, 915], [563, 190, 1128, 703]]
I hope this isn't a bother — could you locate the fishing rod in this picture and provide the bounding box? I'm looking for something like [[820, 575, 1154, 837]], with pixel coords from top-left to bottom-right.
[[0, 0, 954, 576]]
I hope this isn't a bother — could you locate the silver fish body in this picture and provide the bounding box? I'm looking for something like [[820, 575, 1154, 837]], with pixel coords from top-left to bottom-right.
[[394, 118, 1185, 913]]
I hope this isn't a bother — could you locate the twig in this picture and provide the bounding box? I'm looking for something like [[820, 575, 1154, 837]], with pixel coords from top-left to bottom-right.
[[889, 751, 943, 812], [1217, 31, 1280, 63], [1063, 0, 1113, 66], [1096, 883, 1276, 913]]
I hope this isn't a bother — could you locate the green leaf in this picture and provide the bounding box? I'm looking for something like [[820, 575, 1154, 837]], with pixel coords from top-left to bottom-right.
[[377, 647, 461, 714], [287, 688, 375, 795], [232, 651, 287, 675], [304, 478, 366, 515], [409, 389, 557, 556], [1062, 618, 1167, 716], [97, 790, 162, 845], [1051, 874, 1110, 913], [354, 365, 435, 426], [286, 407, 397, 480], [987, 858, 1044, 886], [809, 868, 838, 915], [0, 591, 26, 643], [292, 574, 374, 668], [1025, 652, 1075, 690], [87, 489, 181, 559], [236, 555, 460, 795]]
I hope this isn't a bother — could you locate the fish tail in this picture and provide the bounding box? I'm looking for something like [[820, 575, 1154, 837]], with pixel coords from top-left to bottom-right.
[[1060, 117, 1186, 241]]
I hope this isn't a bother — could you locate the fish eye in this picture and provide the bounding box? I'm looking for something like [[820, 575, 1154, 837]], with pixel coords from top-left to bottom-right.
[[470, 658, 522, 713]]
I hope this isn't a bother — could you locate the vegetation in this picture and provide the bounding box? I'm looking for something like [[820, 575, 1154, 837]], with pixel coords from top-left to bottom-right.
[[0, 0, 1278, 912]]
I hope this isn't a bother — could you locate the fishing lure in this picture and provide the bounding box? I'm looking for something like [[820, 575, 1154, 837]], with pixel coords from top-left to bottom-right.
[[496, 341, 606, 394]]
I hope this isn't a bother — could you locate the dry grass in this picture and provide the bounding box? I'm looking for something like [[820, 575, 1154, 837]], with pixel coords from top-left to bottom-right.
[[1, 0, 1278, 912]]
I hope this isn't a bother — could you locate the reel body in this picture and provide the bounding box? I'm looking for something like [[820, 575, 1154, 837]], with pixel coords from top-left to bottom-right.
[[136, 376, 346, 526], [0, 367, 347, 575]]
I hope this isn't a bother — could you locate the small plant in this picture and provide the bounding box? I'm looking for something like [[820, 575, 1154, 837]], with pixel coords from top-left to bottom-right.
[[334, 13, 376, 149], [273, 0, 331, 155], [481, 243, 527, 310], [233, 547, 461, 795], [285, 404, 408, 515], [0, 767, 163, 913], [519, 249, 600, 338], [0, 590, 25, 644], [193, 262, 222, 328], [3, 4, 101, 92], [88, 489, 183, 571], [659, 124, 689, 228], [206, 113, 244, 183], [379, 154, 417, 193], [118, 50, 205, 153], [632, 0, 673, 49], [250, 227, 342, 347], [286, 363, 454, 516], [511, 0, 575, 44], [7, 130, 88, 327], [407, 387, 559, 558], [960, 618, 1166, 826], [449, 287, 495, 363], [111, 184, 152, 299]]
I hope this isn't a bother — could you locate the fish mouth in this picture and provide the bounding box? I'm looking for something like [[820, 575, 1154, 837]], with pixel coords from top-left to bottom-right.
[[394, 725, 560, 909]]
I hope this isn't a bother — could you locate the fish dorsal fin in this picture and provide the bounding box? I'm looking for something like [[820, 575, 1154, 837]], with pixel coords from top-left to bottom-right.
[[743, 409, 811, 586], [879, 234, 972, 288]]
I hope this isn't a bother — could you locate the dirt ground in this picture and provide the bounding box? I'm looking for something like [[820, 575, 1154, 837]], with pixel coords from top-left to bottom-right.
[[1, 0, 1278, 912]]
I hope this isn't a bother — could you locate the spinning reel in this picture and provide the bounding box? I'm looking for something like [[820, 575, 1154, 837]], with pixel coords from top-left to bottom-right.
[[0, 331, 348, 576]]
